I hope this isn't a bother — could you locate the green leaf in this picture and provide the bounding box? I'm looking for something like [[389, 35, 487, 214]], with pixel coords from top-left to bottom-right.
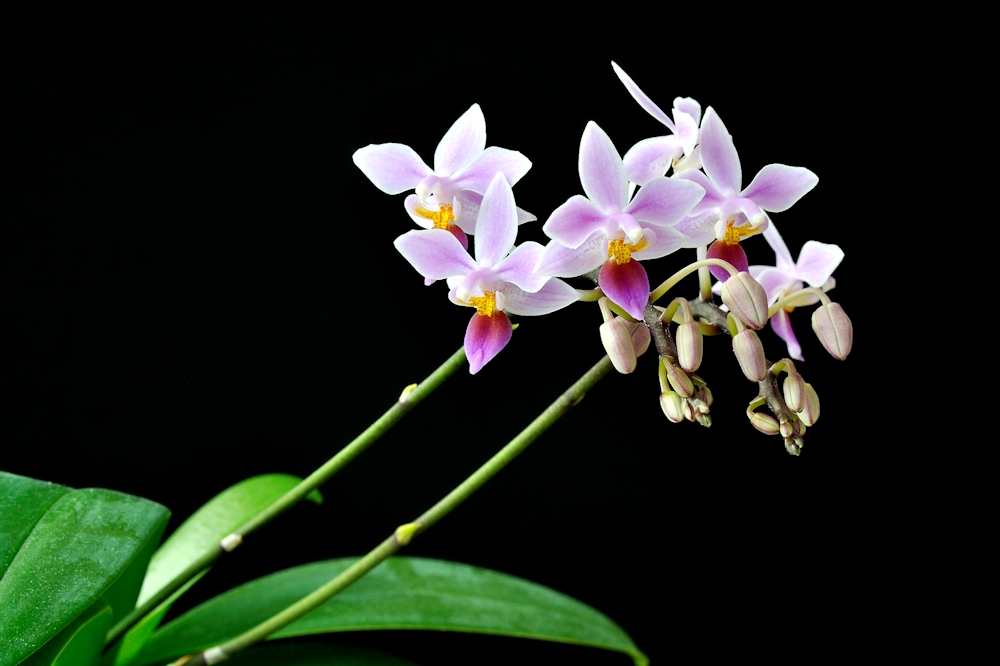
[[225, 641, 418, 666], [0, 484, 170, 666], [138, 473, 322, 607], [20, 598, 113, 666], [139, 557, 647, 666], [0, 471, 72, 576]]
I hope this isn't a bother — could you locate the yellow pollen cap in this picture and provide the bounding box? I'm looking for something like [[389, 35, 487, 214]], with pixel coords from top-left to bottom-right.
[[414, 203, 455, 230], [468, 291, 497, 317]]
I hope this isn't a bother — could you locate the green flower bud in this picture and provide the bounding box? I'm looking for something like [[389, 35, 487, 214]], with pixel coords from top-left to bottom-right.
[[811, 302, 853, 360]]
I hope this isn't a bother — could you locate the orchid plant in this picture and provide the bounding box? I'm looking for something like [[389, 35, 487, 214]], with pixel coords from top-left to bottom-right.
[[4, 62, 853, 666]]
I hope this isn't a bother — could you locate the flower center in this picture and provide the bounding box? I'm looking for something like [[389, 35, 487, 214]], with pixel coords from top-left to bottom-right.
[[468, 291, 497, 317], [723, 220, 755, 246], [414, 203, 455, 230], [608, 238, 648, 265]]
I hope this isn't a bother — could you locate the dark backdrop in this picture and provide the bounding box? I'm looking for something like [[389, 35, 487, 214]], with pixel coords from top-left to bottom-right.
[[7, 15, 875, 665]]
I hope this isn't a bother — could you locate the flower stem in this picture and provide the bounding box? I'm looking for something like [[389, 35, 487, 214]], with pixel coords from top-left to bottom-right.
[[649, 259, 737, 304], [696, 245, 712, 302], [767, 287, 831, 317], [106, 345, 468, 647], [173, 354, 614, 666]]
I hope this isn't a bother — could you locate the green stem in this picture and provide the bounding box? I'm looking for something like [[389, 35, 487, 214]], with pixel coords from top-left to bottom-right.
[[767, 287, 831, 317], [106, 345, 468, 647], [649, 258, 737, 304], [175, 355, 614, 666], [696, 245, 712, 302]]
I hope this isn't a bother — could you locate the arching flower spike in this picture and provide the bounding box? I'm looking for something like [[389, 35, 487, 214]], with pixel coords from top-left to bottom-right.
[[673, 107, 818, 280], [394, 173, 579, 374], [535, 122, 705, 320], [352, 104, 534, 250]]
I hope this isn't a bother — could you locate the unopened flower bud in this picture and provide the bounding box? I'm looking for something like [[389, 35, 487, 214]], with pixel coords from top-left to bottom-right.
[[721, 272, 768, 329], [798, 382, 820, 426], [732, 330, 767, 382], [784, 435, 804, 456], [682, 399, 696, 422], [696, 385, 713, 408], [779, 418, 794, 439], [695, 411, 712, 428], [664, 360, 695, 397], [660, 391, 685, 423], [783, 371, 806, 413], [748, 409, 780, 435], [624, 320, 651, 358], [676, 320, 703, 372], [600, 319, 637, 374], [811, 302, 853, 360]]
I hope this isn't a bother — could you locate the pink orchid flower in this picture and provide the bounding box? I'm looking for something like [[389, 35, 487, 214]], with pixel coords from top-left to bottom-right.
[[394, 173, 579, 374]]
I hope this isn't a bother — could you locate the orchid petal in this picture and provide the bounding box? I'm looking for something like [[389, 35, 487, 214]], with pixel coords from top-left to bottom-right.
[[673, 168, 725, 212], [404, 194, 435, 229], [673, 96, 702, 125], [465, 311, 513, 374], [542, 194, 608, 249], [770, 309, 804, 361], [706, 240, 748, 281], [795, 241, 844, 288], [622, 136, 685, 186], [753, 266, 798, 304], [698, 107, 742, 196], [394, 229, 477, 281], [625, 177, 705, 228], [474, 173, 518, 267], [453, 191, 482, 233], [353, 143, 433, 194], [675, 210, 720, 248], [495, 241, 549, 293], [451, 146, 532, 194], [762, 223, 795, 270], [611, 62, 676, 131], [516, 206, 536, 225], [599, 259, 649, 320], [535, 232, 607, 278], [741, 164, 818, 213], [580, 121, 628, 212], [434, 104, 486, 177], [631, 226, 687, 261], [502, 279, 580, 316]]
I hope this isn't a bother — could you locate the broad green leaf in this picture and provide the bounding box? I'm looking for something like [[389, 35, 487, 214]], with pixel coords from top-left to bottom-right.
[[225, 641, 417, 666], [0, 486, 170, 666], [139, 557, 648, 666], [138, 474, 322, 607], [21, 598, 113, 666], [0, 471, 72, 576]]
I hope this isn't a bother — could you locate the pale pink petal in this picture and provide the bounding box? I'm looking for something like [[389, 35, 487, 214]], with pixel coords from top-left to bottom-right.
[[673, 97, 702, 125], [516, 206, 536, 225], [770, 309, 804, 361], [393, 229, 477, 281], [625, 177, 705, 228], [502, 279, 580, 316], [434, 104, 486, 177], [673, 168, 725, 212], [795, 241, 844, 288], [631, 226, 687, 261], [622, 136, 684, 186], [451, 146, 532, 194], [741, 164, 818, 213], [474, 173, 518, 267], [675, 210, 720, 248], [453, 191, 482, 233], [753, 266, 798, 303], [698, 107, 742, 196], [535, 233, 607, 278], [465, 311, 513, 374], [404, 194, 435, 229], [762, 223, 795, 270], [580, 122, 628, 212], [495, 242, 549, 293], [611, 62, 676, 131], [542, 195, 609, 249], [599, 259, 649, 320], [353, 143, 433, 194]]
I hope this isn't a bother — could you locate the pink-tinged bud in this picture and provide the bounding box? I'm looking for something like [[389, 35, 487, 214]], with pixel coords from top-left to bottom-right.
[[721, 272, 768, 329], [660, 391, 685, 423], [783, 371, 806, 413], [798, 382, 820, 426], [600, 319, 638, 374], [682, 400, 696, 422], [811, 303, 853, 360], [779, 418, 794, 439], [748, 410, 780, 435], [664, 360, 695, 397], [676, 320, 703, 372], [624, 320, 651, 358], [697, 385, 714, 408], [733, 330, 767, 382]]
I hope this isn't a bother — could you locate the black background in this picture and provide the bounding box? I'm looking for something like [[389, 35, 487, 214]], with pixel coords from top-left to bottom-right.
[[7, 13, 879, 665]]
